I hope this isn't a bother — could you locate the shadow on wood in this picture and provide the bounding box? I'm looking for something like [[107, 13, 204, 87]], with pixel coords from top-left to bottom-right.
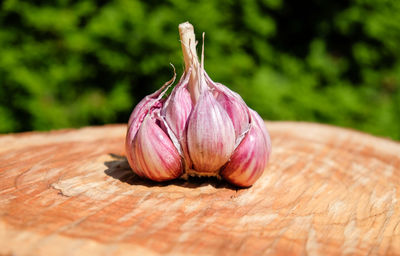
[[104, 153, 239, 190]]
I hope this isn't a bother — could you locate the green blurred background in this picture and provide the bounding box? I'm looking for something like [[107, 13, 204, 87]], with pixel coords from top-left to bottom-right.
[[1, 0, 399, 140]]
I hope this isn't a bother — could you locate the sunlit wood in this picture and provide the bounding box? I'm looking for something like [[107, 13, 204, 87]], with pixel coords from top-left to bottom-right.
[[0, 122, 399, 255]]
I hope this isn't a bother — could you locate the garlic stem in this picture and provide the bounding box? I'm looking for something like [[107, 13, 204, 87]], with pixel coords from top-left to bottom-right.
[[179, 22, 201, 103], [179, 22, 198, 72]]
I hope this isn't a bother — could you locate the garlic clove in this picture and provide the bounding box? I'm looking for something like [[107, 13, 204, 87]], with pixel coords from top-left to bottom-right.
[[209, 79, 250, 140], [161, 70, 194, 171], [125, 69, 176, 179], [162, 70, 193, 141], [249, 109, 272, 155], [187, 85, 236, 174], [125, 122, 145, 178], [132, 115, 183, 181], [215, 92, 249, 139], [220, 111, 271, 187]]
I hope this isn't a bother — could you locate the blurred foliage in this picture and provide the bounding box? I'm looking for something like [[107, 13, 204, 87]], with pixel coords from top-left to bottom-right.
[[0, 0, 399, 139]]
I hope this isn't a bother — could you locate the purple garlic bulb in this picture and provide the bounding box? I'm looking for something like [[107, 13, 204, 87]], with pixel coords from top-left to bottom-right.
[[125, 22, 271, 187]]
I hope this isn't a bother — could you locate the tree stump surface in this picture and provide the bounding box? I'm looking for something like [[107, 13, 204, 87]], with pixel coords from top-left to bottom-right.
[[0, 122, 400, 256]]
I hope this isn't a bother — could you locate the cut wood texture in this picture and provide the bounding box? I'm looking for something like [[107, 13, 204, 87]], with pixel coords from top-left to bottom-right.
[[0, 122, 400, 256]]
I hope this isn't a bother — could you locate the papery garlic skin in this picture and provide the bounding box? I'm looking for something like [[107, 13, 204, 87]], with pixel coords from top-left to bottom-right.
[[125, 22, 271, 187]]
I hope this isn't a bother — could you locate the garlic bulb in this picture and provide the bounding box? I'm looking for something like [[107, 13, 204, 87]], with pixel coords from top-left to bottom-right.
[[125, 22, 271, 187]]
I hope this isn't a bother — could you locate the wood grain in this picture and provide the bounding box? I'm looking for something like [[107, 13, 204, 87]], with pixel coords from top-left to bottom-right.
[[0, 122, 399, 256]]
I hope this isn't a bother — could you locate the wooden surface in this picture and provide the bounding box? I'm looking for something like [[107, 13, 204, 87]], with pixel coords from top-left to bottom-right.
[[1, 122, 400, 256]]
